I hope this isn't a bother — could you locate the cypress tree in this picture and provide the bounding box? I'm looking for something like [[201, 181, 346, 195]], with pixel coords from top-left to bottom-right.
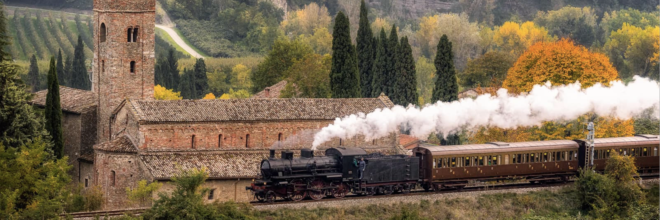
[[56, 49, 65, 87], [371, 28, 387, 97], [45, 57, 64, 159], [64, 56, 72, 87], [431, 34, 458, 103], [432, 35, 460, 145], [178, 68, 195, 99], [155, 55, 167, 87], [28, 54, 39, 92], [385, 25, 399, 96], [72, 35, 90, 90], [0, 6, 10, 62], [193, 58, 208, 98], [330, 11, 360, 98], [167, 49, 180, 90], [356, 0, 374, 98], [393, 37, 418, 106]]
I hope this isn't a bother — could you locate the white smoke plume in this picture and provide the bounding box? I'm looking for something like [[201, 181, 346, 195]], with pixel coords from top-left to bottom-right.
[[312, 77, 660, 149]]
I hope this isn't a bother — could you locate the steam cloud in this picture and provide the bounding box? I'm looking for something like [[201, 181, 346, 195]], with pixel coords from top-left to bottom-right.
[[312, 77, 660, 149]]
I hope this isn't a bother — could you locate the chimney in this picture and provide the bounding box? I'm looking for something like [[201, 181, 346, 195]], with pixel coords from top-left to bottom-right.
[[265, 88, 270, 97]]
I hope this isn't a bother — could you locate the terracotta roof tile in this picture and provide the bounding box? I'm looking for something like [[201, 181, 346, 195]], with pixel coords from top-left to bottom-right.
[[129, 94, 394, 123], [93, 135, 138, 153], [139, 151, 267, 179], [399, 134, 420, 149], [31, 86, 97, 114], [251, 80, 288, 98]]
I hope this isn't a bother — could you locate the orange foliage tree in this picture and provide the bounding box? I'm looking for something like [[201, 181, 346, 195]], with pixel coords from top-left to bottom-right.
[[470, 39, 634, 143], [503, 39, 619, 93]]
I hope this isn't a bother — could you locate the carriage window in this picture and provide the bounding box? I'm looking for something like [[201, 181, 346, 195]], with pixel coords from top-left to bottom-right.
[[594, 150, 599, 160], [654, 147, 658, 156], [457, 157, 463, 167], [464, 157, 470, 166], [530, 153, 535, 163], [492, 156, 498, 165], [517, 154, 523, 163], [511, 154, 517, 164], [543, 153, 548, 162], [451, 157, 456, 167], [631, 148, 636, 156], [643, 147, 648, 156], [569, 151, 575, 160]]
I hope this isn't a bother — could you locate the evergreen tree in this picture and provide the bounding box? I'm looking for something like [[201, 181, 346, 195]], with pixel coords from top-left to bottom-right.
[[45, 57, 63, 159], [330, 11, 360, 98], [371, 29, 388, 97], [64, 56, 72, 87], [0, 5, 11, 62], [27, 54, 39, 92], [385, 25, 399, 97], [357, 0, 374, 98], [155, 55, 168, 87], [178, 68, 194, 99], [432, 35, 460, 145], [193, 58, 208, 99], [56, 49, 65, 87], [393, 37, 418, 106], [167, 49, 180, 90], [72, 35, 90, 90]]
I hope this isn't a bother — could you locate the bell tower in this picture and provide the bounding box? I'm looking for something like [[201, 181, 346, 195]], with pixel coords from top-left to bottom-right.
[[93, 0, 155, 142]]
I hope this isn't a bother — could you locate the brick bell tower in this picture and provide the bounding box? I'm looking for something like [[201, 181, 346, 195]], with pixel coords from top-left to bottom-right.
[[93, 0, 155, 142]]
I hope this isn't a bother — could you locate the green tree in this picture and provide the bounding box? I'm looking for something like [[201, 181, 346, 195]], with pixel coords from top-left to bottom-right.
[[633, 108, 660, 135], [178, 68, 194, 99], [27, 54, 39, 92], [601, 9, 660, 39], [141, 168, 213, 219], [432, 35, 460, 145], [155, 55, 169, 89], [371, 29, 387, 97], [393, 36, 417, 106], [251, 37, 313, 93], [56, 49, 65, 87], [45, 57, 64, 159], [167, 49, 180, 90], [385, 25, 399, 97], [459, 51, 514, 89], [64, 56, 72, 87], [604, 24, 659, 79], [0, 4, 10, 62], [356, 0, 374, 98], [281, 54, 332, 98], [415, 57, 435, 105], [126, 180, 162, 207], [432, 35, 458, 103], [534, 6, 598, 47], [330, 11, 360, 98], [193, 58, 209, 99], [605, 151, 643, 213], [71, 36, 89, 90]]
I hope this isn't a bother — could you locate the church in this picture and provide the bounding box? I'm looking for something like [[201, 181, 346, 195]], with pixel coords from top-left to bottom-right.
[[30, 0, 403, 210]]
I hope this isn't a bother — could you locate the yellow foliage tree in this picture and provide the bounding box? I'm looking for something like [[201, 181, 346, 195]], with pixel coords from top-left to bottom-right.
[[371, 17, 392, 35], [605, 24, 659, 79], [202, 93, 216, 99], [492, 21, 555, 57], [154, 85, 182, 100], [503, 39, 619, 93], [281, 3, 331, 36]]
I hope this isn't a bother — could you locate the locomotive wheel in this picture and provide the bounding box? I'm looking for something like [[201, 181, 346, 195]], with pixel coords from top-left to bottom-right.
[[291, 191, 306, 202], [366, 187, 376, 196], [308, 180, 325, 200], [382, 186, 393, 195], [290, 180, 306, 202], [332, 183, 348, 198], [401, 184, 411, 194], [256, 192, 266, 202], [265, 191, 276, 203]]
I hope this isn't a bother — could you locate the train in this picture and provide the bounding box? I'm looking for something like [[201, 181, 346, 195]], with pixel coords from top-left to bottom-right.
[[247, 134, 659, 202]]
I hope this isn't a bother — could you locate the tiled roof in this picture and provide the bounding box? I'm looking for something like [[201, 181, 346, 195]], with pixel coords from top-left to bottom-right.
[[251, 80, 288, 98], [79, 152, 94, 162], [128, 94, 394, 123], [139, 151, 268, 179], [93, 135, 138, 153], [399, 134, 420, 149], [31, 86, 97, 114]]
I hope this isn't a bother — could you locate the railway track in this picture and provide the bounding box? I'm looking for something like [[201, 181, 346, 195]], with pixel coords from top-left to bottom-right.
[[62, 208, 147, 219]]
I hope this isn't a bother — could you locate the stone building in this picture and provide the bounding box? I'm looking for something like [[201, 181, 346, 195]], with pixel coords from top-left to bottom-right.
[[30, 0, 402, 210]]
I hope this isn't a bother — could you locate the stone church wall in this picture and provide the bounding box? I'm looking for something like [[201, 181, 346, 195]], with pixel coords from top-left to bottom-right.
[[95, 150, 146, 210]]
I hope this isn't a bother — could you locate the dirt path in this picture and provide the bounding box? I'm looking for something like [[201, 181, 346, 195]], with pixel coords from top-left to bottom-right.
[[155, 25, 204, 59]]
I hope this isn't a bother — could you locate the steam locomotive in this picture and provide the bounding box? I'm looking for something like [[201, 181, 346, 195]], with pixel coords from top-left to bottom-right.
[[247, 135, 659, 202]]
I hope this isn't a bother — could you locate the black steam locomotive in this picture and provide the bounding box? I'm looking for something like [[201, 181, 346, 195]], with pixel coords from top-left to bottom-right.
[[247, 148, 419, 202]]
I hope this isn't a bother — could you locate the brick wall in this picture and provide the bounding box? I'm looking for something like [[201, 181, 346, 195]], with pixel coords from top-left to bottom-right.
[[62, 112, 82, 179], [155, 180, 254, 203], [95, 150, 145, 210], [93, 0, 155, 143]]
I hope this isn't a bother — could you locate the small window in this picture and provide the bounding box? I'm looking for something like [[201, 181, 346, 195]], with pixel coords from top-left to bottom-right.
[[127, 27, 133, 42], [464, 157, 470, 166], [218, 134, 222, 148], [85, 178, 89, 187], [643, 147, 648, 156], [654, 147, 658, 156], [478, 156, 484, 166], [130, 61, 135, 73], [492, 156, 498, 165], [569, 151, 574, 160], [110, 170, 116, 187], [100, 23, 107, 42], [450, 157, 456, 167], [102, 60, 105, 73], [208, 189, 215, 200], [191, 135, 196, 149], [133, 27, 139, 42], [245, 134, 250, 148]]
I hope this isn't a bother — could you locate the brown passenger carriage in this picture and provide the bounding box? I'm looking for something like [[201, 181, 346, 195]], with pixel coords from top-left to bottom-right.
[[575, 134, 659, 176]]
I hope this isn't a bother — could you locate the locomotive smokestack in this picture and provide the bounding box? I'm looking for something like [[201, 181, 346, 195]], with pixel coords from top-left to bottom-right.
[[301, 149, 314, 158], [269, 149, 275, 158]]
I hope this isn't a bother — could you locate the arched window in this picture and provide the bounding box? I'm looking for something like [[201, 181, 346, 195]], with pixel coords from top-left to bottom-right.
[[277, 133, 283, 147], [245, 134, 250, 148], [130, 61, 135, 73], [110, 170, 116, 187], [127, 27, 133, 42], [191, 135, 196, 149], [100, 23, 107, 42], [133, 26, 139, 42], [218, 134, 222, 148]]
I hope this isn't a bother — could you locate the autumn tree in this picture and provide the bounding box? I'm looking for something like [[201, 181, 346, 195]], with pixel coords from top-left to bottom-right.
[[601, 9, 659, 39], [357, 0, 374, 98], [219, 89, 250, 99], [229, 64, 252, 91], [330, 11, 360, 98], [534, 6, 598, 47], [492, 21, 555, 57], [281, 54, 331, 98], [393, 37, 417, 106], [251, 37, 313, 93], [604, 24, 659, 79], [503, 39, 618, 93], [281, 3, 331, 37], [415, 14, 481, 70], [370, 17, 391, 36], [459, 51, 514, 89], [371, 29, 388, 97], [154, 85, 183, 100]]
